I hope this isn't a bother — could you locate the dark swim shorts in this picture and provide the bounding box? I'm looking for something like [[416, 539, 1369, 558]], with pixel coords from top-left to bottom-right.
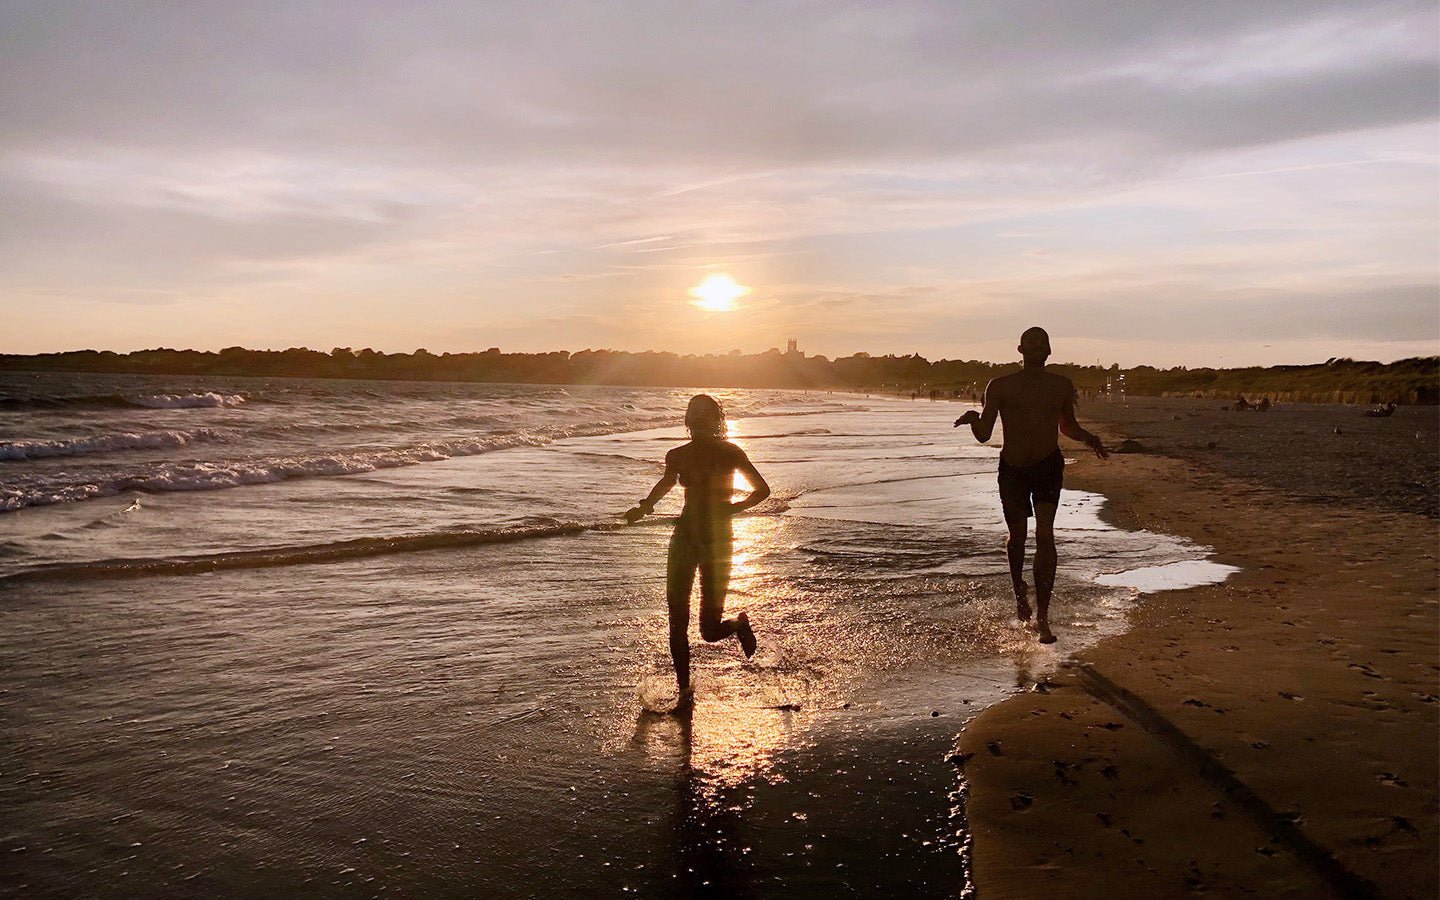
[[998, 449, 1064, 522]]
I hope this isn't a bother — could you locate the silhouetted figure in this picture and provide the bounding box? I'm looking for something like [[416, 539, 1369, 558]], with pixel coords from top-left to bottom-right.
[[625, 395, 770, 701], [1257, 397, 1271, 412], [954, 327, 1108, 643], [1364, 402, 1397, 418], [1234, 396, 1250, 411]]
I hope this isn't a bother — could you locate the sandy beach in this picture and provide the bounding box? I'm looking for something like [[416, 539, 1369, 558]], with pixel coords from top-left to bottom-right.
[[960, 397, 1439, 898]]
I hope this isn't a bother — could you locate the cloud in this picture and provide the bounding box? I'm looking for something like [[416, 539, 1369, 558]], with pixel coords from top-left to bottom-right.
[[0, 1, 1435, 363], [4, 1, 1434, 166]]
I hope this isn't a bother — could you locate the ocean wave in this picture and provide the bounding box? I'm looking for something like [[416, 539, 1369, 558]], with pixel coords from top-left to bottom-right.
[[0, 399, 817, 512], [0, 522, 591, 583], [0, 427, 228, 461], [0, 417, 675, 511], [129, 392, 247, 409], [0, 392, 248, 411]]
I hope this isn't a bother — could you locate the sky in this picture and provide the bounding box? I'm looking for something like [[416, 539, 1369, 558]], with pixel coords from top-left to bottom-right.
[[2, 0, 1437, 368]]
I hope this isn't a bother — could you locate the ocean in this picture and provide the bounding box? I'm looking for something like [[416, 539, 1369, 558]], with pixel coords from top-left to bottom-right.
[[0, 372, 1234, 895]]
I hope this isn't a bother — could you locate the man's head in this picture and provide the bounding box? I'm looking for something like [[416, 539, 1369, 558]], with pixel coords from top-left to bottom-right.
[[1018, 326, 1051, 365]]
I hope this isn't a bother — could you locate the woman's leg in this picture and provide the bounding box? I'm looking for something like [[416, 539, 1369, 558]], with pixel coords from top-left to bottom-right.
[[699, 545, 757, 657], [697, 541, 738, 643], [666, 531, 699, 692]]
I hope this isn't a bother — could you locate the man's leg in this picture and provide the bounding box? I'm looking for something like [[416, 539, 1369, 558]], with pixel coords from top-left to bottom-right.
[[1032, 501, 1058, 643], [999, 462, 1033, 622], [1005, 516, 1032, 622]]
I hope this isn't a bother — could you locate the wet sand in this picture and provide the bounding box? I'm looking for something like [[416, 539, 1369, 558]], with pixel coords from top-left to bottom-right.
[[959, 397, 1439, 898]]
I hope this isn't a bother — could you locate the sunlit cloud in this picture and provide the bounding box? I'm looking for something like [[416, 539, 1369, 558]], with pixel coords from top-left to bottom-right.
[[0, 1, 1435, 365]]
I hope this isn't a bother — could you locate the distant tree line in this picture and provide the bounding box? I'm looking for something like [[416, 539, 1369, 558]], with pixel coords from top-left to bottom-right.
[[1, 346, 1436, 404]]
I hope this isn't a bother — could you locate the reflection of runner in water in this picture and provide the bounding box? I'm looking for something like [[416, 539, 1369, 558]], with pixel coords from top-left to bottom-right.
[[625, 395, 769, 700], [954, 327, 1108, 643]]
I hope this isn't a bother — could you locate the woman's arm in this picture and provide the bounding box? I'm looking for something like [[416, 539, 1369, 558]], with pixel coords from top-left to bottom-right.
[[624, 450, 679, 522], [728, 447, 771, 515]]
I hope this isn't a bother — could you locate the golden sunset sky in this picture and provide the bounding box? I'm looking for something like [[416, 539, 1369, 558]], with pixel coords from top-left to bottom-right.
[[3, 1, 1437, 366]]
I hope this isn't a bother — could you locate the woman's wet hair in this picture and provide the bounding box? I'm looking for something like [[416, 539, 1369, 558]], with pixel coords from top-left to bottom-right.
[[685, 394, 726, 440]]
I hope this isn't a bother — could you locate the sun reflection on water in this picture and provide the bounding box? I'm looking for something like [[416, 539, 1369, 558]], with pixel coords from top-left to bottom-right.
[[604, 493, 823, 797]]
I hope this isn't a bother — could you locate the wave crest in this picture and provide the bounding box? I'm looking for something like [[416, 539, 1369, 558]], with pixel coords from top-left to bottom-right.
[[0, 417, 671, 511], [0, 392, 248, 411], [130, 392, 246, 409], [0, 427, 227, 461], [2, 521, 591, 583]]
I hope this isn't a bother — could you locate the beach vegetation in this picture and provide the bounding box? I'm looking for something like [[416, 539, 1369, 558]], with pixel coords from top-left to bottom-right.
[[1, 347, 1435, 405]]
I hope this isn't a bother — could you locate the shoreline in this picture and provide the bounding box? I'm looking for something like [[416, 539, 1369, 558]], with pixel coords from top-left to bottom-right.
[[4, 390, 1433, 895], [957, 398, 1439, 897]]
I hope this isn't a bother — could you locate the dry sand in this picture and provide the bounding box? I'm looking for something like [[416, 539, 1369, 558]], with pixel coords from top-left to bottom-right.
[[959, 397, 1439, 898]]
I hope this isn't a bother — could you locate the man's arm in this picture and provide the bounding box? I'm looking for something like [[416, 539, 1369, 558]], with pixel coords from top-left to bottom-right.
[[1059, 384, 1108, 459], [954, 379, 1000, 443], [624, 449, 679, 522]]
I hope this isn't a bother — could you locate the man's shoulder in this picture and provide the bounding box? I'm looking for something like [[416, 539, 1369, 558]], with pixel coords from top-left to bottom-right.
[[988, 370, 1023, 391]]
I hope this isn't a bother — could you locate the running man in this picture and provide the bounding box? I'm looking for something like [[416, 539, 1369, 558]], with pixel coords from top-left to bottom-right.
[[954, 327, 1108, 643]]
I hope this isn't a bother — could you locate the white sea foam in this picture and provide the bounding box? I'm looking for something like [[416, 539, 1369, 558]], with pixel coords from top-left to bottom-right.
[[131, 392, 246, 409], [1095, 559, 1241, 592], [0, 419, 666, 510], [0, 483, 105, 510], [0, 428, 227, 461]]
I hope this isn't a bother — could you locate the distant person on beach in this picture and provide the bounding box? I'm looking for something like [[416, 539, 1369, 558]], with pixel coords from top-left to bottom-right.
[[624, 395, 769, 702], [954, 327, 1108, 643]]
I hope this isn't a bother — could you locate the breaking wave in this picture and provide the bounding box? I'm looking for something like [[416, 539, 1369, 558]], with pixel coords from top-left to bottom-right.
[[0, 418, 671, 511], [0, 427, 228, 461], [0, 392, 248, 411]]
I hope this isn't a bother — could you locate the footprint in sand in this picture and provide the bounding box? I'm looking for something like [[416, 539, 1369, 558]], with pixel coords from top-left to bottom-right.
[[1391, 816, 1419, 835]]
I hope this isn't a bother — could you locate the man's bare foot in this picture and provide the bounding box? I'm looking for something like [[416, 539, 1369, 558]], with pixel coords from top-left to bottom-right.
[[736, 612, 758, 658], [1014, 583, 1032, 623], [1033, 619, 1057, 644], [673, 686, 694, 714]]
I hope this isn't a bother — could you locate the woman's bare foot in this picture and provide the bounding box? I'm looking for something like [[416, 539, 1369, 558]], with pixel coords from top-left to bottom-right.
[[736, 612, 758, 658], [1033, 619, 1056, 644]]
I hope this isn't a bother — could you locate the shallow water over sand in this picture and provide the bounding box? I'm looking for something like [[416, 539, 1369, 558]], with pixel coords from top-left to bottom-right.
[[1, 378, 1236, 894]]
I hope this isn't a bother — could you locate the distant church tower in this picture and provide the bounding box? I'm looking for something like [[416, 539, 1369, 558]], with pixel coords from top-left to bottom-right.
[[785, 338, 800, 356]]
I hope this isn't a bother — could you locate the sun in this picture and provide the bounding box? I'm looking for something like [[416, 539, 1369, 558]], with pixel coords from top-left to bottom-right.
[[688, 273, 750, 312]]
